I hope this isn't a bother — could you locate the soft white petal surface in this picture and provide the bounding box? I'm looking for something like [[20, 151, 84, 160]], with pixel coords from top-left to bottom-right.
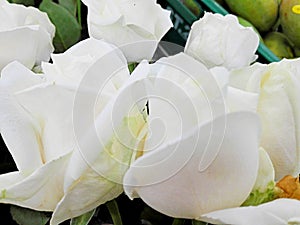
[[16, 84, 76, 162], [61, 42, 132, 189], [0, 153, 70, 211], [229, 59, 300, 179], [253, 148, 275, 192], [227, 87, 259, 113], [42, 38, 129, 114], [185, 13, 259, 69], [82, 0, 173, 61], [144, 53, 227, 155], [0, 61, 76, 170], [0, 27, 40, 70], [0, 0, 54, 70], [0, 62, 46, 171], [124, 112, 260, 218], [50, 65, 150, 225], [201, 198, 300, 225]]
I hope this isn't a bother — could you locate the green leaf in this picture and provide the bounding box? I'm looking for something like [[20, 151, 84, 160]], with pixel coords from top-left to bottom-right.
[[140, 206, 172, 225], [172, 218, 185, 225], [58, 0, 77, 16], [70, 209, 96, 225], [10, 0, 35, 6], [76, 0, 82, 26], [192, 220, 209, 225], [10, 205, 50, 225], [39, 0, 81, 53], [106, 200, 123, 225], [128, 62, 138, 74]]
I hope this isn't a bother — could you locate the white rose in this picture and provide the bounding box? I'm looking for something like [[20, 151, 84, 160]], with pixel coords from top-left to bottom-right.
[[82, 0, 173, 62], [0, 0, 55, 71], [47, 39, 148, 225], [0, 38, 147, 225], [122, 53, 299, 225], [123, 53, 261, 218], [229, 58, 300, 180], [0, 61, 72, 211], [184, 12, 259, 70]]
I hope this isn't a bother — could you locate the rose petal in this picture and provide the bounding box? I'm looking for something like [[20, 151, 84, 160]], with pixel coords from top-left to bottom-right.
[[124, 111, 260, 218], [200, 198, 300, 225], [0, 0, 54, 70], [0, 62, 45, 171], [0, 27, 46, 70], [229, 59, 300, 179], [145, 53, 227, 153], [50, 71, 150, 224], [0, 153, 70, 211], [227, 87, 259, 113]]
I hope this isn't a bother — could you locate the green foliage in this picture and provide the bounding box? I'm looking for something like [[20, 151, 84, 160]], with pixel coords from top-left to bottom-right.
[[106, 200, 123, 225], [128, 62, 138, 74], [172, 218, 185, 225], [192, 221, 208, 225], [140, 205, 173, 225], [10, 205, 50, 225], [9, 0, 35, 6], [70, 209, 96, 225], [242, 181, 277, 206], [39, 0, 81, 53], [58, 0, 77, 16]]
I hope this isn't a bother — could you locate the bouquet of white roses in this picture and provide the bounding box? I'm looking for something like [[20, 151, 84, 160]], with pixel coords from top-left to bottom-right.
[[0, 0, 299, 225]]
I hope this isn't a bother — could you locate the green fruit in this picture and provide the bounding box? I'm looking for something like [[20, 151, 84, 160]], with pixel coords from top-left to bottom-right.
[[237, 16, 264, 42], [280, 0, 300, 48], [224, 0, 279, 32], [263, 32, 294, 59], [182, 0, 202, 17]]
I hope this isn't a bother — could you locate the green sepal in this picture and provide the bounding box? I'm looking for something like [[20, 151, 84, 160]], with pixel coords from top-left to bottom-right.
[[242, 181, 277, 206]]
